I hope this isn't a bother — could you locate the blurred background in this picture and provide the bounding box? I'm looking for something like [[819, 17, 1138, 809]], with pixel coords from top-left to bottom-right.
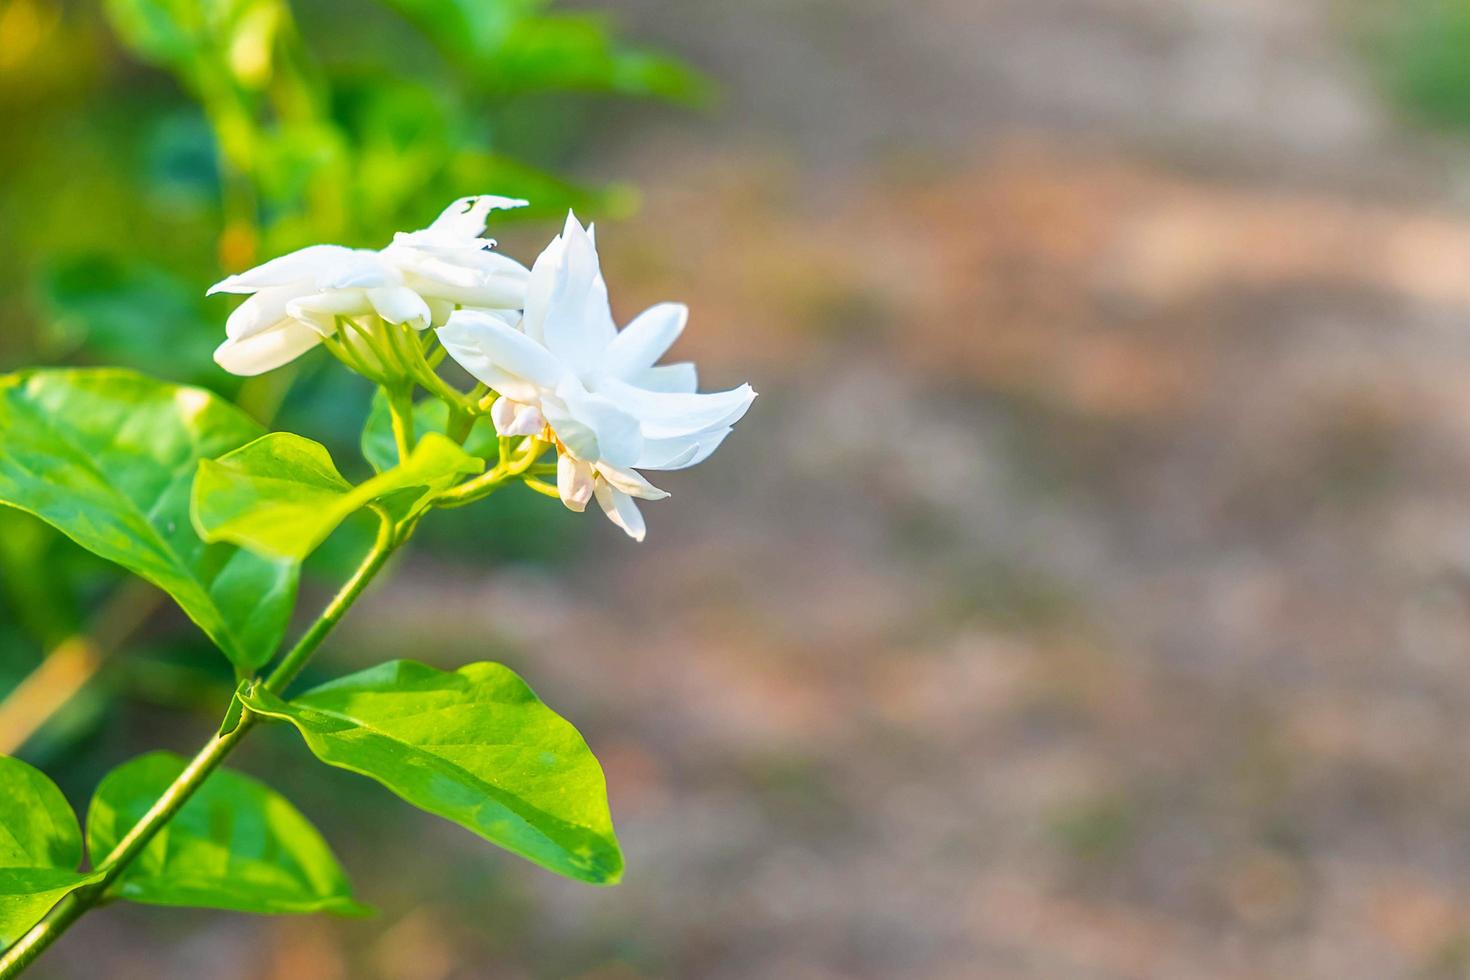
[[14, 0, 1470, 977]]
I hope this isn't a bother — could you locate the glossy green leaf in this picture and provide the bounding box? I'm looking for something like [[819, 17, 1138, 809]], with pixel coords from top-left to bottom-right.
[[0, 756, 100, 945], [87, 752, 367, 916], [241, 660, 623, 884], [360, 391, 497, 474], [0, 369, 298, 673], [193, 431, 482, 560]]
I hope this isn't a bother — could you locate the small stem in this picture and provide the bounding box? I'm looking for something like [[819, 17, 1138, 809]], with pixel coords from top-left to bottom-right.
[[323, 321, 382, 384], [0, 512, 400, 978], [522, 477, 561, 500], [435, 439, 548, 509], [342, 318, 395, 381], [386, 387, 416, 463], [402, 331, 473, 410], [262, 510, 396, 695]]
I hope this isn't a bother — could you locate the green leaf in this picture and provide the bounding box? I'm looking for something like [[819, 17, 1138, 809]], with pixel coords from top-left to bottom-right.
[[241, 660, 623, 884], [87, 752, 367, 916], [0, 756, 100, 945], [360, 390, 497, 474], [0, 757, 80, 871], [193, 431, 482, 561], [0, 369, 298, 673]]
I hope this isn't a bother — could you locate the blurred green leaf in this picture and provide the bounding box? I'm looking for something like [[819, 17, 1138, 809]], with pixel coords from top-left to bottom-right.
[[0, 755, 101, 945], [104, 0, 284, 89], [0, 369, 298, 673], [241, 660, 624, 884], [378, 0, 710, 105], [192, 430, 482, 561], [87, 751, 367, 915], [335, 75, 457, 230], [488, 14, 712, 104], [143, 112, 223, 210], [35, 254, 220, 381]]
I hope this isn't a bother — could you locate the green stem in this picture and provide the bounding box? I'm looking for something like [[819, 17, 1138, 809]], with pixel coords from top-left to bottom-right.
[[262, 509, 397, 694], [0, 514, 399, 979], [403, 331, 473, 410], [434, 439, 548, 508], [386, 386, 416, 463]]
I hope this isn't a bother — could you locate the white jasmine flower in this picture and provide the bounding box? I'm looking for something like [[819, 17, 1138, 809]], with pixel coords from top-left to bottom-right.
[[437, 213, 755, 541], [208, 196, 531, 376]]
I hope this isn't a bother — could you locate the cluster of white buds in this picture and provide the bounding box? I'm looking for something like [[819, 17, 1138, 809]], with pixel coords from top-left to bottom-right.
[[209, 197, 755, 540]]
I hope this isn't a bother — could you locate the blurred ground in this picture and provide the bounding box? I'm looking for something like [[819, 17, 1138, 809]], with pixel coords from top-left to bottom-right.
[[40, 0, 1470, 977]]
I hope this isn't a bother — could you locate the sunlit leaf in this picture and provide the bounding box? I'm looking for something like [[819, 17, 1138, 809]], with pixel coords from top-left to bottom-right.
[[192, 431, 482, 560], [0, 369, 298, 674], [0, 755, 100, 945], [87, 752, 367, 915], [241, 660, 623, 884]]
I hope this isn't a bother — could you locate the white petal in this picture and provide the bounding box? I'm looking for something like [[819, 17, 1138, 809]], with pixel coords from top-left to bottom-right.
[[557, 454, 595, 512], [423, 195, 528, 239], [545, 378, 643, 469], [319, 250, 401, 290], [206, 244, 354, 295], [596, 464, 669, 500], [426, 297, 455, 328], [389, 246, 529, 292], [491, 400, 545, 437], [538, 392, 597, 460], [490, 397, 518, 434], [594, 481, 647, 542], [405, 273, 528, 311], [436, 309, 564, 400], [604, 303, 688, 378], [521, 229, 564, 343], [214, 320, 322, 375], [596, 379, 757, 439], [539, 213, 617, 371], [225, 285, 298, 340], [631, 362, 698, 393], [287, 289, 374, 334], [367, 286, 432, 329], [634, 426, 733, 471]]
